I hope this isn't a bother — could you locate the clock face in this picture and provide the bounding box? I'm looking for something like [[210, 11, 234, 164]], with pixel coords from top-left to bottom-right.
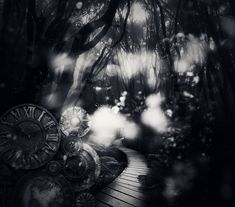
[[0, 104, 61, 169], [60, 106, 91, 137], [14, 173, 74, 207]]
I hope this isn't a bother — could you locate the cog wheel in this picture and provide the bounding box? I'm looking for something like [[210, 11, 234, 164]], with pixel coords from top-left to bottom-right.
[[75, 193, 96, 207]]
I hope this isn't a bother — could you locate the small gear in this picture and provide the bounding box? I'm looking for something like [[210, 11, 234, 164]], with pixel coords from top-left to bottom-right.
[[75, 193, 96, 207], [60, 106, 91, 137]]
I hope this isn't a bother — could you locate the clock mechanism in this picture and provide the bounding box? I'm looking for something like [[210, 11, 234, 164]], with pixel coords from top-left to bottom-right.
[[0, 104, 104, 206]]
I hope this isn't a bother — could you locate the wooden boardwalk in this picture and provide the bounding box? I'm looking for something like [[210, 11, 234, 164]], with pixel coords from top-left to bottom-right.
[[96, 147, 150, 207]]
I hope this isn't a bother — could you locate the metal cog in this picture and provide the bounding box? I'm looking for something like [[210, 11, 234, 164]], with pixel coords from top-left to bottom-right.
[[75, 193, 96, 207]]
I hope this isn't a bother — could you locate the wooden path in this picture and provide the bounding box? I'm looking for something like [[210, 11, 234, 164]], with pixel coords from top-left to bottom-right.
[[96, 147, 150, 207]]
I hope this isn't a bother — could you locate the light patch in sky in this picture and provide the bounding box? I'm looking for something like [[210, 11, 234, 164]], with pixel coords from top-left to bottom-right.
[[76, 1, 83, 9], [130, 2, 149, 23], [107, 49, 160, 89]]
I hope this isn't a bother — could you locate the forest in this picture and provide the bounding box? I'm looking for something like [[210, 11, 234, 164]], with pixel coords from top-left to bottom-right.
[[0, 0, 235, 206]]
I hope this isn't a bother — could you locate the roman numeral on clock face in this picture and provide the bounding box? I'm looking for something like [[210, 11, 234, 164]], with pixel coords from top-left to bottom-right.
[[0, 118, 13, 126], [46, 133, 59, 142], [0, 138, 9, 146], [10, 109, 21, 121], [42, 143, 56, 153], [38, 111, 46, 122], [44, 120, 56, 130], [0, 131, 11, 139], [23, 106, 36, 118]]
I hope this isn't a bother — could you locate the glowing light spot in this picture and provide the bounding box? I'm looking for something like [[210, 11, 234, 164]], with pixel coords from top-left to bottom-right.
[[71, 117, 81, 127], [89, 106, 139, 146], [141, 94, 169, 133], [76, 2, 83, 9], [131, 3, 149, 23]]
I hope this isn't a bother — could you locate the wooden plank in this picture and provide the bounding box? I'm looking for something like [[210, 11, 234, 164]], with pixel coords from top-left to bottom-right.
[[96, 200, 111, 207], [127, 166, 148, 169], [127, 165, 147, 167], [128, 162, 146, 165], [121, 173, 139, 178], [124, 168, 149, 172], [111, 181, 144, 193], [128, 161, 146, 163], [96, 192, 134, 207], [101, 188, 147, 207], [124, 170, 148, 175], [125, 166, 148, 170], [124, 170, 149, 174], [126, 164, 147, 167], [124, 170, 148, 173], [119, 175, 139, 182], [127, 167, 148, 170], [125, 166, 148, 169], [122, 171, 147, 176], [116, 178, 144, 188], [106, 185, 147, 201], [115, 179, 142, 188], [117, 177, 140, 184]]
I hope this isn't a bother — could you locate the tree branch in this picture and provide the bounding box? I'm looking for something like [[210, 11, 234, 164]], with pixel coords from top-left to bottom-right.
[[174, 0, 181, 36], [70, 0, 121, 56], [112, 0, 131, 48]]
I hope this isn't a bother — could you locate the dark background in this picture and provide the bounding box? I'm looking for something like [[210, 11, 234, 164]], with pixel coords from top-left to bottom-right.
[[0, 0, 235, 206]]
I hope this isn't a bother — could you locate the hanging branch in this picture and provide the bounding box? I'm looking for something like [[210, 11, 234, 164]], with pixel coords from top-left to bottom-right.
[[89, 46, 109, 77], [154, 0, 173, 69], [28, 0, 40, 25], [173, 0, 182, 58], [112, 0, 131, 48], [44, 0, 69, 46], [155, 0, 167, 38], [70, 0, 121, 56], [27, 0, 38, 49], [174, 0, 182, 36], [147, 0, 164, 52], [81, 0, 131, 93], [229, 0, 235, 14], [158, 0, 176, 18], [44, 0, 68, 35]]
